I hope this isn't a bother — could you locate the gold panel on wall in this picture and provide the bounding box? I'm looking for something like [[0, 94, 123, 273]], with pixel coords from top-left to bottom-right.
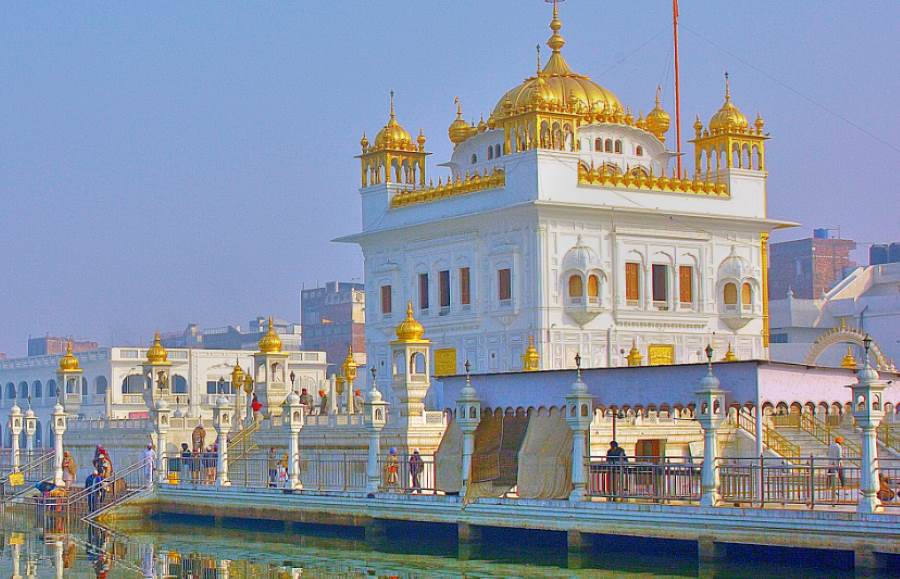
[[648, 344, 675, 366]]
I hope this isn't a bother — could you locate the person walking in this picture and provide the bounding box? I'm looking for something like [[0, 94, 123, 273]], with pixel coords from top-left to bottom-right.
[[267, 448, 278, 488], [180, 443, 191, 484], [143, 444, 156, 485], [85, 469, 102, 513], [61, 451, 77, 488], [353, 390, 364, 414], [409, 449, 423, 494], [385, 447, 399, 490], [828, 436, 845, 498], [298, 388, 313, 409], [190, 447, 201, 484], [251, 394, 263, 422], [605, 440, 627, 500]]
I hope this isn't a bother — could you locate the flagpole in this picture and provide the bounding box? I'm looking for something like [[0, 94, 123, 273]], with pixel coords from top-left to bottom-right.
[[673, 0, 683, 176]]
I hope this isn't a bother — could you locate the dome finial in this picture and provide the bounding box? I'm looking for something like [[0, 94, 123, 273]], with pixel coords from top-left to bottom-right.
[[389, 90, 396, 120], [455, 96, 462, 119], [655, 84, 662, 107], [546, 0, 566, 54], [724, 71, 731, 102]]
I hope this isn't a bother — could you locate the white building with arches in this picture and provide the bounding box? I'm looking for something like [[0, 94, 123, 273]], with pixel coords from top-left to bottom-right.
[[338, 4, 792, 399], [0, 343, 327, 450]]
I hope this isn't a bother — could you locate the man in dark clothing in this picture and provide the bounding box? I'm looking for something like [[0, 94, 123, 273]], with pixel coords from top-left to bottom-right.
[[605, 441, 627, 500], [180, 443, 191, 484], [85, 469, 102, 513]]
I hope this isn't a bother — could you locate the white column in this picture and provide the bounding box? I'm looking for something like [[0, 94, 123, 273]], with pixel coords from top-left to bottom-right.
[[754, 404, 764, 457], [366, 427, 382, 495], [850, 355, 887, 514], [51, 404, 66, 487], [859, 423, 879, 513], [700, 425, 720, 507], [11, 542, 20, 579], [285, 392, 304, 490], [24, 409, 36, 462], [9, 405, 22, 471], [565, 367, 593, 502], [460, 428, 475, 496], [217, 425, 230, 487], [570, 426, 587, 501]]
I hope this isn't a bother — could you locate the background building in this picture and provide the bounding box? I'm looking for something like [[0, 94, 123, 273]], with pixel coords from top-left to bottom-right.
[[160, 317, 302, 351], [27, 336, 98, 357], [768, 228, 856, 300], [301, 281, 366, 376]]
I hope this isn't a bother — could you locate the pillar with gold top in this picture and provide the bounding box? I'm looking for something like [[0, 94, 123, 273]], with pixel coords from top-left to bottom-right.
[[142, 332, 172, 410], [56, 341, 82, 408], [522, 336, 540, 371], [253, 317, 290, 420], [626, 339, 643, 367], [341, 345, 359, 414], [230, 360, 246, 430], [391, 302, 431, 425]]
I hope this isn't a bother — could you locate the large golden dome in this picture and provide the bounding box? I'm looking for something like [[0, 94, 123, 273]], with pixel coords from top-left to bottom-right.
[[258, 317, 283, 353], [146, 332, 170, 364], [709, 74, 748, 133], [491, 4, 621, 121], [57, 341, 82, 373]]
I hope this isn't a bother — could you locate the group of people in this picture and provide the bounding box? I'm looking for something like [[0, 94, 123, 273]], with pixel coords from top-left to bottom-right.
[[382, 448, 425, 493], [177, 442, 219, 484], [84, 445, 115, 512]]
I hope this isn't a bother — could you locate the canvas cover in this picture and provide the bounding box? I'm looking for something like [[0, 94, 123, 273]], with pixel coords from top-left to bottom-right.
[[515, 413, 573, 499], [434, 418, 462, 493]]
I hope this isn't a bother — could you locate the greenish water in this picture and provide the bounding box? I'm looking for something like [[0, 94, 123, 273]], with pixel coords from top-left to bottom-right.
[[0, 508, 894, 577]]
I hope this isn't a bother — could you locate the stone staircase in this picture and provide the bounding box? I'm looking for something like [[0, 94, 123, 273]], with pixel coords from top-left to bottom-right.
[[768, 426, 831, 458]]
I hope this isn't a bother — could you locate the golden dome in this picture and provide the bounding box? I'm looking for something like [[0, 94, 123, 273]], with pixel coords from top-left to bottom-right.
[[841, 345, 858, 370], [145, 332, 170, 364], [722, 343, 737, 362], [374, 91, 413, 150], [626, 339, 643, 367], [448, 97, 477, 146], [645, 86, 671, 141], [709, 74, 748, 133], [257, 317, 283, 354], [395, 302, 426, 342], [359, 132, 369, 151], [522, 336, 540, 371], [57, 341, 82, 373], [491, 3, 621, 122], [416, 129, 427, 151]]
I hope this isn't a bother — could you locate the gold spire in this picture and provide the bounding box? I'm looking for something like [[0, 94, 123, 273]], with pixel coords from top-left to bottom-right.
[[627, 339, 643, 367], [145, 331, 170, 364], [645, 85, 671, 142], [341, 345, 358, 383], [231, 359, 245, 387], [547, 0, 565, 54], [374, 90, 413, 149], [522, 335, 540, 371], [709, 72, 748, 133], [257, 317, 283, 354], [841, 345, 858, 370], [395, 301, 427, 342], [722, 343, 737, 362], [57, 341, 82, 373], [448, 96, 476, 146]]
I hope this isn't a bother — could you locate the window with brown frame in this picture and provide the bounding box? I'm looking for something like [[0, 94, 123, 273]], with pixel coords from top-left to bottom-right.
[[679, 266, 693, 304], [460, 267, 471, 306], [498, 268, 512, 301], [625, 263, 640, 302], [380, 285, 392, 315]]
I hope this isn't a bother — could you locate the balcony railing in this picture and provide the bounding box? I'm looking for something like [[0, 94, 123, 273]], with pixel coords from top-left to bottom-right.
[[586, 457, 701, 502], [378, 453, 438, 494]]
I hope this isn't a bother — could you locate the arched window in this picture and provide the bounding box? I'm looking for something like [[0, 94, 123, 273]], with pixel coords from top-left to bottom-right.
[[172, 374, 188, 394], [594, 138, 602, 151], [122, 375, 143, 395], [741, 282, 753, 311], [723, 282, 738, 311], [487, 146, 493, 160], [587, 274, 600, 302], [95, 376, 108, 395], [495, 144, 501, 158], [635, 145, 643, 156], [81, 377, 88, 396], [605, 139, 613, 152], [471, 153, 477, 165], [614, 140, 623, 154], [567, 274, 584, 300], [410, 352, 426, 374], [18, 381, 28, 399], [5, 383, 15, 400], [47, 380, 57, 399], [35, 421, 42, 448], [33, 380, 42, 399]]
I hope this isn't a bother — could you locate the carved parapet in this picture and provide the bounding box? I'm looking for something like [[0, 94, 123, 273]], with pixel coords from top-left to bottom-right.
[[578, 162, 728, 197], [390, 168, 505, 209]]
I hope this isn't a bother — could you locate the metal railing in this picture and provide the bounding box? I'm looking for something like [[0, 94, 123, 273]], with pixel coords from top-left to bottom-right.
[[735, 410, 800, 460], [878, 423, 900, 453], [717, 456, 861, 508], [0, 450, 56, 501], [227, 420, 259, 461], [586, 457, 701, 502], [798, 413, 861, 458], [378, 453, 438, 494]]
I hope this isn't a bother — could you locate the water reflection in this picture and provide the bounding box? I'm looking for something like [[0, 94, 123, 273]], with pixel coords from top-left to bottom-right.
[[0, 508, 893, 577]]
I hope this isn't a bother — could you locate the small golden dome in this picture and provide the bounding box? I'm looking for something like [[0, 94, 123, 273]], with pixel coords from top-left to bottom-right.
[[709, 74, 748, 133], [645, 86, 671, 142], [416, 128, 427, 151], [522, 336, 540, 372], [374, 91, 413, 149], [627, 339, 643, 367], [395, 302, 426, 342], [146, 332, 169, 364], [448, 97, 477, 146], [360, 132, 369, 150], [754, 113, 765, 134], [491, 3, 621, 122], [722, 343, 737, 362], [841, 345, 858, 370], [231, 359, 245, 387], [342, 345, 358, 382], [57, 341, 81, 373], [257, 317, 283, 354]]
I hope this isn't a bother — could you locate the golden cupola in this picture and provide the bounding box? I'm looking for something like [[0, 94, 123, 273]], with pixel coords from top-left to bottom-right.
[[257, 317, 283, 353], [491, 1, 621, 123], [708, 73, 748, 134], [394, 302, 427, 343], [645, 85, 671, 142], [145, 332, 170, 364], [358, 91, 428, 189], [342, 345, 358, 382], [57, 341, 82, 373], [448, 97, 477, 146], [522, 336, 540, 372]]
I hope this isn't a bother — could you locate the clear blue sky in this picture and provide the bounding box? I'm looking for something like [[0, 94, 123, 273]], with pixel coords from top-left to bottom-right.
[[1, 1, 898, 356]]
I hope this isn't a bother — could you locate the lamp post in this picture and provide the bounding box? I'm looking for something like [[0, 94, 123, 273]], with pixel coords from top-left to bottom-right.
[[696, 344, 726, 507], [24, 404, 36, 463], [51, 403, 67, 487], [243, 374, 254, 425], [456, 360, 481, 496], [213, 395, 233, 487], [565, 353, 593, 502], [285, 390, 305, 490], [231, 361, 246, 431], [289, 371, 296, 393], [9, 404, 22, 472], [851, 334, 887, 514], [364, 366, 388, 496]]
